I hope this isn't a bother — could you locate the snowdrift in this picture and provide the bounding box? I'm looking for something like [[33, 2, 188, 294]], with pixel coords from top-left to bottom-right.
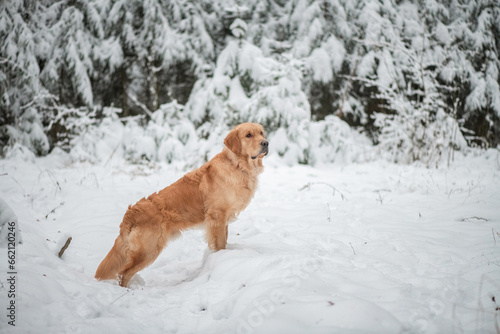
[[0, 148, 499, 333]]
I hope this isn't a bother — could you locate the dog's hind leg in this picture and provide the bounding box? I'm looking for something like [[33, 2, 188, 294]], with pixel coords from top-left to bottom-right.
[[117, 227, 168, 287]]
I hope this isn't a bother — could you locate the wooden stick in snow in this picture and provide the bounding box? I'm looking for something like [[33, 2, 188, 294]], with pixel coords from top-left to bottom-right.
[[58, 237, 72, 258]]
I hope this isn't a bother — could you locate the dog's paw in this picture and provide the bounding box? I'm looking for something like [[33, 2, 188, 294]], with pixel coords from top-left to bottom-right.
[[127, 274, 145, 289]]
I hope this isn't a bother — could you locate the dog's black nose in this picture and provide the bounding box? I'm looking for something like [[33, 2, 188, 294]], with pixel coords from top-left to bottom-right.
[[261, 140, 269, 147]]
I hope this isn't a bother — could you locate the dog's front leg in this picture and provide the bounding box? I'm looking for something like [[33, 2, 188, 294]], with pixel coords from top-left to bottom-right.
[[205, 209, 228, 251]]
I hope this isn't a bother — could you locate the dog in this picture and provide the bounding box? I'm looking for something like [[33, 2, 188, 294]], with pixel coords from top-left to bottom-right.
[[95, 123, 269, 287]]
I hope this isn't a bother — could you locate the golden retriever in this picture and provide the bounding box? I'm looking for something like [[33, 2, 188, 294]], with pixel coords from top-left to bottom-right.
[[95, 123, 268, 287]]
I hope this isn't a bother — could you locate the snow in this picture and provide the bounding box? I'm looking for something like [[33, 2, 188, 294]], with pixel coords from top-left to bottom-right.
[[228, 77, 250, 112], [486, 61, 500, 116], [376, 49, 398, 91], [94, 37, 124, 73], [466, 74, 487, 112], [434, 22, 451, 46], [358, 50, 376, 78], [9, 108, 51, 157], [321, 35, 345, 73], [306, 48, 333, 83], [230, 18, 248, 39], [1, 149, 499, 333], [122, 120, 157, 163], [0, 197, 21, 246]]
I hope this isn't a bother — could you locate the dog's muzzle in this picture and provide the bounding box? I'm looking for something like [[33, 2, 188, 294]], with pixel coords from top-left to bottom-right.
[[251, 140, 269, 159]]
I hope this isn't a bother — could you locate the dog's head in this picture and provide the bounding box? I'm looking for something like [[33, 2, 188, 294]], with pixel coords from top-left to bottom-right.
[[224, 123, 269, 160]]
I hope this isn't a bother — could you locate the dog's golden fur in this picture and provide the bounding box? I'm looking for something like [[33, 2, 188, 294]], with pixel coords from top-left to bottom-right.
[[95, 123, 268, 287]]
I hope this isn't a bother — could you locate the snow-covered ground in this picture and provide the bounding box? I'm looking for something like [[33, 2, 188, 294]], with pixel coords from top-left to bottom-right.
[[1, 150, 499, 333]]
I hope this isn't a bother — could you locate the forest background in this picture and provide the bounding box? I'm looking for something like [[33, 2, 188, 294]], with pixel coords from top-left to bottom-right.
[[1, 0, 499, 167]]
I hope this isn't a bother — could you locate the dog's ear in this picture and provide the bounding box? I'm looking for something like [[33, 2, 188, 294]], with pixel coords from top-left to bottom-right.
[[224, 129, 241, 155]]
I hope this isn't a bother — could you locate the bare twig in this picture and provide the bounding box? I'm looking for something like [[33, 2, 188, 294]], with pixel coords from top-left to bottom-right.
[[111, 290, 131, 304], [45, 201, 65, 219], [460, 216, 488, 223], [493, 228, 500, 246], [58, 237, 72, 258], [299, 182, 346, 200], [104, 142, 121, 167], [349, 242, 356, 256], [127, 92, 153, 118]]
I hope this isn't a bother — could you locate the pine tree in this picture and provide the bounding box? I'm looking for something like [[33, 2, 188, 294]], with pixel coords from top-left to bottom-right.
[[186, 9, 311, 164], [345, 0, 468, 165], [460, 0, 500, 147], [39, 1, 99, 107], [0, 0, 52, 155]]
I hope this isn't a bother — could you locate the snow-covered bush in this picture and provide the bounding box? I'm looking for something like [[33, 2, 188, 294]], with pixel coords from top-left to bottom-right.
[[68, 102, 199, 166], [308, 115, 372, 165], [48, 107, 98, 151], [148, 101, 198, 164], [122, 119, 157, 163], [1, 108, 49, 156], [70, 107, 124, 163], [374, 103, 467, 167]]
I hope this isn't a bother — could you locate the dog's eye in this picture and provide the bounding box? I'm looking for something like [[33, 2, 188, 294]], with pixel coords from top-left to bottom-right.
[[246, 133, 252, 138], [260, 131, 264, 136]]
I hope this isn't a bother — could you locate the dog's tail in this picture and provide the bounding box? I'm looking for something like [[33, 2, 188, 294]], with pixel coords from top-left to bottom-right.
[[95, 234, 127, 281]]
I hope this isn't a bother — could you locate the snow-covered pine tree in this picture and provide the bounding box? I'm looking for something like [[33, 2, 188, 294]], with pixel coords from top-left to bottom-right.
[[40, 1, 97, 107], [97, 0, 135, 117], [105, 0, 173, 117], [162, 0, 217, 109], [36, 0, 114, 152], [102, 0, 215, 118], [89, 0, 124, 112], [456, 0, 500, 147], [346, 0, 468, 166], [1, 0, 498, 161], [0, 0, 52, 156], [185, 7, 311, 164], [287, 0, 348, 120]]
